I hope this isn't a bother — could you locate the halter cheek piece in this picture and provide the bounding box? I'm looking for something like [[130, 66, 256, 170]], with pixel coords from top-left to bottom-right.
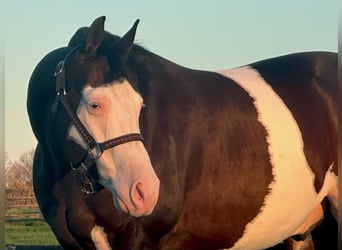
[[53, 46, 144, 194]]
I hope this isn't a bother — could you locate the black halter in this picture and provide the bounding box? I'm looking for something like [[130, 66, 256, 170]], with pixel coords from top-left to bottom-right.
[[53, 46, 144, 194]]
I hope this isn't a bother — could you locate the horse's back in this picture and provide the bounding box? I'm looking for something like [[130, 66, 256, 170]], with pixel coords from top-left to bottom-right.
[[219, 51, 337, 189], [252, 51, 338, 183]]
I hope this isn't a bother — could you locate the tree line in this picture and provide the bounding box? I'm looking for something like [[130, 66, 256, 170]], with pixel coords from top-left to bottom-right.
[[5, 149, 35, 190]]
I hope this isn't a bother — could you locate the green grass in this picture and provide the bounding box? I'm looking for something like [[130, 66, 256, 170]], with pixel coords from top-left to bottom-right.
[[5, 210, 59, 246], [6, 207, 41, 215]]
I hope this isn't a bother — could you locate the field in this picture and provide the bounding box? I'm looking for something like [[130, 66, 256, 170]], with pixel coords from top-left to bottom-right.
[[5, 207, 336, 249], [5, 208, 59, 246]]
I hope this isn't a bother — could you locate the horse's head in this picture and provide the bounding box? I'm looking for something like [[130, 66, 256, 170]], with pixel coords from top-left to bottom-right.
[[55, 16, 159, 217]]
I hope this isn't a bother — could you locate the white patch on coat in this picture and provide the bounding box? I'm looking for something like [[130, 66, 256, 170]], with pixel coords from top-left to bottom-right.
[[90, 225, 112, 250], [218, 67, 336, 250], [293, 203, 323, 235]]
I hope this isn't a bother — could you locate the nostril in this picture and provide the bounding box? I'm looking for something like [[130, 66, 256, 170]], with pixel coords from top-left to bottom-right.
[[135, 182, 144, 201], [130, 179, 159, 215], [131, 181, 145, 206]]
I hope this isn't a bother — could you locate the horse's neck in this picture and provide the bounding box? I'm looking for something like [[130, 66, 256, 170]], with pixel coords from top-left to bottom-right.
[[132, 48, 187, 89]]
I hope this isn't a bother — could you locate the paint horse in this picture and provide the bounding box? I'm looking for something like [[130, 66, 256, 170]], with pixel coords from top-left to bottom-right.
[[27, 16, 337, 250]]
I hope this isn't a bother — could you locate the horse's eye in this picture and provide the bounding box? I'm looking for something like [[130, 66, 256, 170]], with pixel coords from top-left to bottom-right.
[[89, 102, 100, 109]]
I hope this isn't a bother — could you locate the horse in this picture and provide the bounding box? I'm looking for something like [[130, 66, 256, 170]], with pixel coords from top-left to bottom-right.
[[27, 16, 338, 250]]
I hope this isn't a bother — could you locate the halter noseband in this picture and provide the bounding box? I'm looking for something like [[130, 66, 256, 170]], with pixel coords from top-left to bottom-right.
[[53, 46, 144, 194]]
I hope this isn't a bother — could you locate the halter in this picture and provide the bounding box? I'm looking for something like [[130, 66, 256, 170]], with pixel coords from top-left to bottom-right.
[[53, 46, 144, 194]]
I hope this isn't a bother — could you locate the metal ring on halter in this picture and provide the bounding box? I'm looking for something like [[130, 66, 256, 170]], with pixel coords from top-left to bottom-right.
[[70, 162, 77, 171], [88, 143, 103, 160], [80, 162, 88, 171], [54, 61, 64, 77]]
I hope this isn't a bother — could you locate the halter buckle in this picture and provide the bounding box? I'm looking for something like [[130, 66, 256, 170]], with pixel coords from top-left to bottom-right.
[[69, 162, 98, 195], [81, 180, 96, 195]]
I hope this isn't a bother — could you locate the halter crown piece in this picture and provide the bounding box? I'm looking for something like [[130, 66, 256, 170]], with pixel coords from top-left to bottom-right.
[[53, 46, 144, 194]]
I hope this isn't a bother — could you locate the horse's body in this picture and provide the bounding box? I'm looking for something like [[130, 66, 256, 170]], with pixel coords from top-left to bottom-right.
[[27, 17, 337, 250]]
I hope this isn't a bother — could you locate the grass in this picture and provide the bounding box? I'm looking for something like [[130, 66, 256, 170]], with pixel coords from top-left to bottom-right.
[[5, 209, 59, 246], [6, 207, 41, 215]]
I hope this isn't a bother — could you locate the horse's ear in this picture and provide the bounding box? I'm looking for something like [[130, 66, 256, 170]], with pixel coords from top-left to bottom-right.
[[84, 16, 106, 59], [118, 19, 139, 62]]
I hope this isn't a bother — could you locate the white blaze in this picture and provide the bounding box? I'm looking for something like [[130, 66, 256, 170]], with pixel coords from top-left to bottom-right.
[[68, 80, 143, 149], [67, 79, 159, 217]]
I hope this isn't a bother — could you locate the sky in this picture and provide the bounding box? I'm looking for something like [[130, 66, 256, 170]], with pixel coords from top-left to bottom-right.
[[4, 1, 338, 160]]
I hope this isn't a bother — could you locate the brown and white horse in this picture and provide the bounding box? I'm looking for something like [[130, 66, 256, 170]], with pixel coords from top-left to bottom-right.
[[27, 16, 337, 249]]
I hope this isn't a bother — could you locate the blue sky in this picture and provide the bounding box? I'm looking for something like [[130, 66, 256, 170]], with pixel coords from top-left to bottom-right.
[[4, 1, 337, 160]]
